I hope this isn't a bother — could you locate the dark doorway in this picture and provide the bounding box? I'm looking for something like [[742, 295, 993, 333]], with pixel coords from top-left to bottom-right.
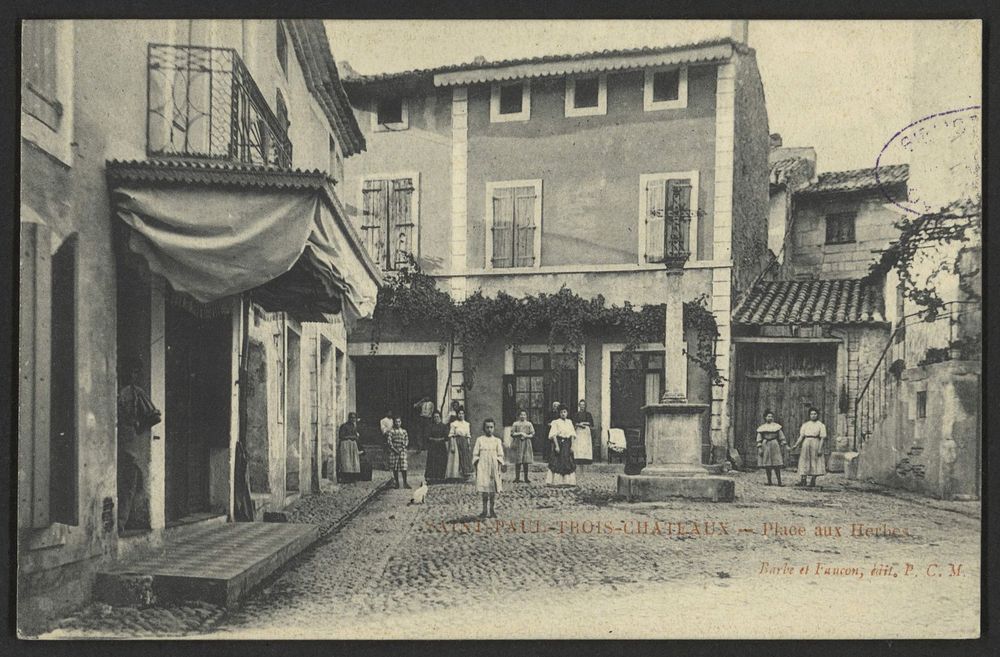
[[353, 356, 437, 440], [734, 343, 837, 467], [512, 352, 578, 454], [610, 351, 665, 435], [164, 303, 231, 523]]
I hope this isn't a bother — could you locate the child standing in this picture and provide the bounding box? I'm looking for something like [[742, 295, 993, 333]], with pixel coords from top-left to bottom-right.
[[755, 410, 787, 486], [386, 416, 410, 489], [473, 418, 505, 518], [510, 409, 535, 483]]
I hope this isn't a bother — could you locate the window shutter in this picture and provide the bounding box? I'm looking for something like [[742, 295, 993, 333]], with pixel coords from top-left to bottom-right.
[[645, 180, 666, 263], [666, 179, 692, 258], [22, 21, 61, 129], [513, 186, 537, 267], [389, 178, 415, 269], [362, 180, 389, 268], [491, 188, 514, 268]]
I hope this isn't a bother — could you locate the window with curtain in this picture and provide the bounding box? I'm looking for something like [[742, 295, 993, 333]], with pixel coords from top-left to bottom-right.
[[490, 183, 539, 269], [644, 177, 693, 263], [362, 177, 416, 270], [22, 20, 62, 130]]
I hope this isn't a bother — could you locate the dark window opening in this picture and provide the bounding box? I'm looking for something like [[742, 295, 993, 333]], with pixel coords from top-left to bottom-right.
[[573, 76, 600, 108], [498, 83, 524, 115], [276, 22, 288, 76], [275, 90, 289, 133], [376, 97, 404, 126], [825, 212, 856, 244], [652, 69, 680, 102], [916, 390, 927, 419], [50, 235, 78, 525]]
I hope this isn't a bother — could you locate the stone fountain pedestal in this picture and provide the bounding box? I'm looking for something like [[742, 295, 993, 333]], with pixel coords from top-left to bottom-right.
[[616, 401, 735, 502]]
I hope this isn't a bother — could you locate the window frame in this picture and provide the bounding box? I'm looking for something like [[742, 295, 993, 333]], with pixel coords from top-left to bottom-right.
[[490, 80, 531, 123], [485, 179, 543, 271], [565, 73, 607, 117], [825, 212, 857, 245], [21, 20, 74, 166], [637, 170, 701, 264], [372, 96, 409, 132], [359, 171, 421, 271], [643, 65, 688, 112]]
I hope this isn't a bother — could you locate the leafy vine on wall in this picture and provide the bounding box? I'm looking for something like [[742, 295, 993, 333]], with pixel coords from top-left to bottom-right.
[[369, 255, 724, 405], [868, 197, 982, 319]]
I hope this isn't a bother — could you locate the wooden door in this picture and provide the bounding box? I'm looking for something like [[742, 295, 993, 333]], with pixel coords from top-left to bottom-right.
[[734, 344, 836, 466]]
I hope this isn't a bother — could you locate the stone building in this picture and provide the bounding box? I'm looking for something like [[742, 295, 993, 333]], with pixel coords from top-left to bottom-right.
[[18, 19, 379, 630], [731, 156, 909, 464], [338, 31, 772, 463]]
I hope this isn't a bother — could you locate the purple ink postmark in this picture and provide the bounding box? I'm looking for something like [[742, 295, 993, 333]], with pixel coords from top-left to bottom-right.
[[876, 105, 981, 216]]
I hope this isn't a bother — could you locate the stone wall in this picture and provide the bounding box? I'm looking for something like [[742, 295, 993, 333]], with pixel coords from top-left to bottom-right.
[[856, 360, 980, 499]]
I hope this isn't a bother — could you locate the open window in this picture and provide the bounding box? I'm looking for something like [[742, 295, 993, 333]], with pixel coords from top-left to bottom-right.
[[490, 80, 531, 123], [565, 74, 606, 117], [373, 96, 409, 131], [643, 66, 688, 111], [21, 20, 73, 164], [825, 212, 856, 244]]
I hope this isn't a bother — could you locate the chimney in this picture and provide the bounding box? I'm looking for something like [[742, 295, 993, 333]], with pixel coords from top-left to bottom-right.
[[770, 133, 783, 149], [730, 19, 749, 45]]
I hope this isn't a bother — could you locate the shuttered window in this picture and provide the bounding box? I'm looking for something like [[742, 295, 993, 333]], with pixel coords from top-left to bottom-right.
[[490, 182, 539, 269], [362, 177, 417, 270], [643, 175, 694, 263], [22, 20, 62, 130]]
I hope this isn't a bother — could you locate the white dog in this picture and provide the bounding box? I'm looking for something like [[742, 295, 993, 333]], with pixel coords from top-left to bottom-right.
[[408, 480, 429, 505]]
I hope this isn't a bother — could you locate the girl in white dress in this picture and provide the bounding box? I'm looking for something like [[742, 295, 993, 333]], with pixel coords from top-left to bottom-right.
[[792, 407, 827, 487], [473, 419, 505, 518]]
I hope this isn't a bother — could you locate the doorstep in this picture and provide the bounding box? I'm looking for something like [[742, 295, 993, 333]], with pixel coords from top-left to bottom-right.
[[96, 521, 319, 608]]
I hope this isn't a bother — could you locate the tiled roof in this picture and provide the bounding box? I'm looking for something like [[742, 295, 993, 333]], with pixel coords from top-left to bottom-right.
[[342, 37, 741, 84], [285, 20, 365, 156], [106, 159, 338, 190], [800, 164, 909, 195], [733, 279, 886, 326], [769, 157, 812, 187]]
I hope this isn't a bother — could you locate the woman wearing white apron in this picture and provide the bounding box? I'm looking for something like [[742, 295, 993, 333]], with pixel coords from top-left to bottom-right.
[[572, 399, 594, 464]]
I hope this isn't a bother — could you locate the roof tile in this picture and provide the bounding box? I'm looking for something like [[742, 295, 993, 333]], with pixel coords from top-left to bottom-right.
[[734, 278, 886, 326], [800, 164, 908, 195]]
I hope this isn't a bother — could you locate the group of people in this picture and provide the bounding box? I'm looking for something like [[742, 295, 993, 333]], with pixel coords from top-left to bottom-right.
[[754, 406, 829, 487]]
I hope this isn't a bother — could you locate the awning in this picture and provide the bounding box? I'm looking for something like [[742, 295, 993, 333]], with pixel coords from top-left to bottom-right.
[[733, 278, 886, 326], [107, 160, 382, 319]]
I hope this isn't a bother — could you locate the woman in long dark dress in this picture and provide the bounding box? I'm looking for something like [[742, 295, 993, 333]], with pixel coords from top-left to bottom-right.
[[424, 410, 449, 482], [337, 412, 363, 483], [546, 405, 577, 487]]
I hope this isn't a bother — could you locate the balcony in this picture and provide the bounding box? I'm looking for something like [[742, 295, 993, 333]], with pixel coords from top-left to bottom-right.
[[146, 44, 292, 169]]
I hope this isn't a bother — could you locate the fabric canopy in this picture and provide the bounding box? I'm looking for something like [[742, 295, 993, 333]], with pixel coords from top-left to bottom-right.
[[112, 184, 379, 318]]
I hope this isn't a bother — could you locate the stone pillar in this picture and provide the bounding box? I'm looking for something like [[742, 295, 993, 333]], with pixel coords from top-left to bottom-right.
[[661, 273, 687, 403]]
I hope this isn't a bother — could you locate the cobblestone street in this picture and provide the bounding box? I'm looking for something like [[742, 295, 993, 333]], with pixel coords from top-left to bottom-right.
[[45, 456, 980, 640]]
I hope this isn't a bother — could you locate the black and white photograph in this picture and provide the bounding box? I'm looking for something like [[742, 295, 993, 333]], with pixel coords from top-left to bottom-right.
[[15, 17, 983, 640]]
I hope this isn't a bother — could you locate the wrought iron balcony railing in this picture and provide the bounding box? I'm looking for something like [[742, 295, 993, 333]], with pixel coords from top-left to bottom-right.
[[146, 44, 293, 169]]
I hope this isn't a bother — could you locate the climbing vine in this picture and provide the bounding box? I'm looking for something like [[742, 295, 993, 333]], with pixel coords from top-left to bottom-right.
[[370, 255, 724, 404], [868, 196, 981, 319]]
